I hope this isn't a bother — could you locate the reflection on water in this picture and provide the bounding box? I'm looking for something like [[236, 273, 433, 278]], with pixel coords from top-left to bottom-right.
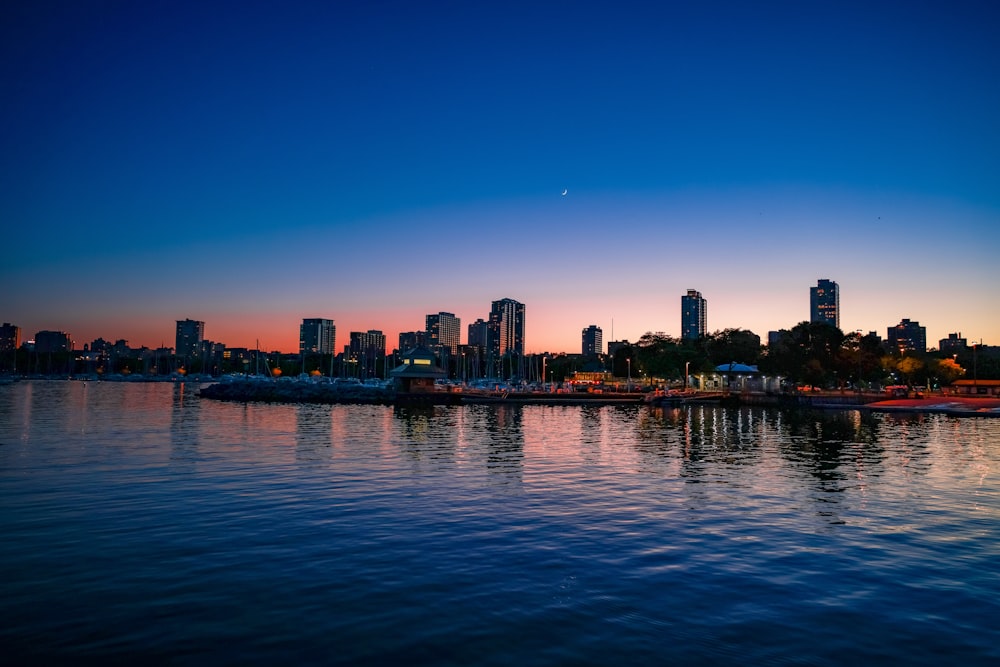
[[0, 381, 998, 665]]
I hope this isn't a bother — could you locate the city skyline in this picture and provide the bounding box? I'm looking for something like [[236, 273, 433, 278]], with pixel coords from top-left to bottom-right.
[[2, 3, 998, 352], [4, 276, 994, 356]]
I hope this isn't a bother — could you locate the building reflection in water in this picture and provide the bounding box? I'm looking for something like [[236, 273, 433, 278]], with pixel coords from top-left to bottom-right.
[[392, 405, 459, 467], [295, 404, 332, 463]]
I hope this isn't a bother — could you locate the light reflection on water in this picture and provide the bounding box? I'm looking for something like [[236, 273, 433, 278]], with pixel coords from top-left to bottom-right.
[[0, 380, 998, 665]]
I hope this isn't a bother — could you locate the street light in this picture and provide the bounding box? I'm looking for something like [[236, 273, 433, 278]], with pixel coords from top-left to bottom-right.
[[627, 358, 631, 391], [684, 360, 690, 391]]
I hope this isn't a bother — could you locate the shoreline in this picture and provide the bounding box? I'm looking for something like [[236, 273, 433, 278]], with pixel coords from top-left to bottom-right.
[[194, 379, 1000, 416]]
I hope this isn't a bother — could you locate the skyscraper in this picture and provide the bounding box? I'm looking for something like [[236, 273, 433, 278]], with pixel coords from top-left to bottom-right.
[[299, 318, 336, 355], [175, 319, 204, 359], [487, 298, 525, 359], [426, 312, 461, 354], [810, 279, 840, 328], [582, 325, 603, 356], [681, 289, 707, 340]]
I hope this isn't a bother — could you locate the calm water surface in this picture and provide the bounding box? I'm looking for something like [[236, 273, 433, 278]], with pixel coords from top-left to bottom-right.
[[1, 381, 998, 665]]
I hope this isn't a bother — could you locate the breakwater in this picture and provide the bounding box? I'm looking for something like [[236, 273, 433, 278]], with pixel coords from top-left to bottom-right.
[[198, 378, 645, 406]]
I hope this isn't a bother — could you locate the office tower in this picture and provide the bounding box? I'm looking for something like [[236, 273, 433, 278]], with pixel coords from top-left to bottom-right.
[[175, 319, 205, 359], [810, 279, 840, 328], [467, 318, 488, 350], [487, 298, 525, 358], [0, 322, 21, 352], [888, 319, 927, 353], [681, 289, 707, 340], [300, 318, 336, 354], [582, 325, 603, 356], [34, 330, 72, 353], [426, 312, 461, 354]]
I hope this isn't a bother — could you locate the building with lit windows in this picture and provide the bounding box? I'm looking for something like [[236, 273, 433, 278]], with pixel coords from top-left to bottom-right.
[[347, 330, 386, 378], [888, 319, 926, 353], [299, 318, 336, 355], [810, 279, 839, 328], [0, 322, 20, 352], [582, 325, 603, 356], [175, 319, 205, 359], [939, 332, 967, 353], [487, 298, 525, 358], [681, 289, 707, 340], [426, 312, 461, 354], [467, 319, 488, 351]]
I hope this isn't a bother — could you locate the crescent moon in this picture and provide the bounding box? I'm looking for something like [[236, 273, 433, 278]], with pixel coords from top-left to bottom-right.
[[561, 189, 568, 196]]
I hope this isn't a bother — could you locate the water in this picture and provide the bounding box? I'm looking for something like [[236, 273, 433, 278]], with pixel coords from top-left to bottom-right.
[[1, 381, 998, 665]]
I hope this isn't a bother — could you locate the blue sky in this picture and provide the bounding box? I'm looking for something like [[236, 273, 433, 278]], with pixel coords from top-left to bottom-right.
[[2, 1, 998, 353]]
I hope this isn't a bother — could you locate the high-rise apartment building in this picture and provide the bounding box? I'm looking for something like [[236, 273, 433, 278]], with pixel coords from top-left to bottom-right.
[[175, 319, 205, 359], [810, 279, 839, 328], [299, 318, 336, 355], [681, 289, 707, 340], [347, 330, 386, 378], [487, 298, 525, 358], [582, 325, 603, 356], [467, 319, 488, 351], [888, 318, 926, 353], [426, 312, 461, 354]]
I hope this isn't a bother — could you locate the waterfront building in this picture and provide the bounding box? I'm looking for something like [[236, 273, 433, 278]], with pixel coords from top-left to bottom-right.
[[582, 325, 603, 356], [426, 312, 461, 354], [0, 322, 21, 352], [390, 346, 447, 393], [175, 319, 205, 359], [34, 330, 73, 353], [939, 332, 967, 353], [299, 318, 336, 355], [681, 289, 707, 340], [487, 298, 525, 358], [887, 318, 927, 353], [810, 279, 839, 328]]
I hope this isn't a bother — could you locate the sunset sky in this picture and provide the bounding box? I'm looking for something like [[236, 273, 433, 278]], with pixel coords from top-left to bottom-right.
[[3, 1, 998, 353]]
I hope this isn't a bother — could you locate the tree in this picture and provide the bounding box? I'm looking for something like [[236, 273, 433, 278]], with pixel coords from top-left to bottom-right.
[[705, 328, 762, 367]]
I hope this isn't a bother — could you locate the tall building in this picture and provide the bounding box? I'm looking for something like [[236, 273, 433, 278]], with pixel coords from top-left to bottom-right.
[[467, 318, 488, 350], [681, 289, 707, 340], [175, 319, 205, 359], [426, 312, 461, 354], [582, 325, 603, 356], [347, 330, 386, 378], [487, 298, 525, 358], [0, 322, 21, 352], [888, 319, 927, 353], [299, 318, 336, 355], [810, 279, 840, 328]]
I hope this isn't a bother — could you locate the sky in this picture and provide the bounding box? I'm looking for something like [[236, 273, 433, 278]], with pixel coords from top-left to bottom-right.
[[2, 0, 999, 354]]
